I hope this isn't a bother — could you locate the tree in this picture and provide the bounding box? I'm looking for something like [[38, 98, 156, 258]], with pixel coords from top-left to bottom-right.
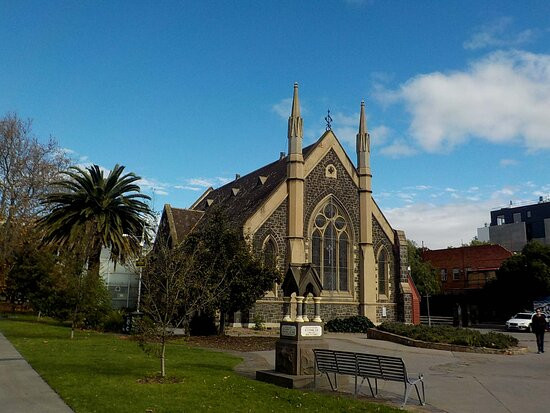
[[138, 239, 228, 378], [0, 113, 70, 290], [486, 241, 550, 315], [187, 210, 282, 335], [407, 240, 439, 297], [467, 238, 491, 247], [39, 164, 154, 281], [5, 235, 110, 337]]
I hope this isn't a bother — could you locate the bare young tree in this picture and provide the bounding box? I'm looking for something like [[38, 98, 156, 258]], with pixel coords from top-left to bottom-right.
[[0, 113, 70, 289], [137, 239, 228, 378]]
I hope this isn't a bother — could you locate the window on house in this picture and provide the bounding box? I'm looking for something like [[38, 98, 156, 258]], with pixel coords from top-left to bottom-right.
[[452, 268, 460, 280], [440, 269, 447, 282], [378, 249, 387, 295], [311, 198, 350, 292], [513, 213, 521, 223], [527, 211, 532, 218], [497, 215, 505, 225]]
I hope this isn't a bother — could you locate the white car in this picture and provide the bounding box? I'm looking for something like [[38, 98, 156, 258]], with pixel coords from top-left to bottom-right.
[[505, 312, 535, 332]]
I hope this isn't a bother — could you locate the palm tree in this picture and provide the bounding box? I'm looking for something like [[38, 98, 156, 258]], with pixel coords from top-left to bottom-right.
[[39, 164, 153, 280]]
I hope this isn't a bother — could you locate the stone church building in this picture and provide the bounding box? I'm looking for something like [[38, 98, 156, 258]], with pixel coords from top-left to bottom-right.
[[156, 84, 418, 327]]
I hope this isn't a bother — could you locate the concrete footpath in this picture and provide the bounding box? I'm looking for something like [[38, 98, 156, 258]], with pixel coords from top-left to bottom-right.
[[241, 330, 550, 413], [0, 332, 73, 413]]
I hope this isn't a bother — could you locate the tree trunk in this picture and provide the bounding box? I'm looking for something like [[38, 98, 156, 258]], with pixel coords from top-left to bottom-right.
[[160, 336, 166, 377], [218, 310, 226, 335], [87, 240, 102, 281]]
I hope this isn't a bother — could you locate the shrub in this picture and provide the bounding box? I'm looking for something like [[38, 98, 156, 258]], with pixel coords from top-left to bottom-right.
[[378, 322, 519, 349], [102, 310, 125, 332], [325, 316, 374, 333], [253, 314, 265, 331]]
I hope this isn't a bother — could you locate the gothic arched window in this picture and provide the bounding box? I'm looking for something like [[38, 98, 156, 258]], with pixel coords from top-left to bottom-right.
[[263, 238, 277, 269], [311, 199, 350, 292], [378, 249, 388, 296], [262, 237, 278, 296]]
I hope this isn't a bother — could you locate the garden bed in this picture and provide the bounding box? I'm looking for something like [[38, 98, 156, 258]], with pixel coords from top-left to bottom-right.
[[367, 328, 527, 355]]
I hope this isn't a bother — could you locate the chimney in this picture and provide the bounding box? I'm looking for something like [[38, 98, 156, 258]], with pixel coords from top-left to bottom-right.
[[279, 152, 285, 160], [235, 174, 241, 180]]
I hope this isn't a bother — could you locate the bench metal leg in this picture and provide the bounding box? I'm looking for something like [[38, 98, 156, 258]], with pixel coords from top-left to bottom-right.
[[322, 372, 338, 391], [402, 381, 426, 407], [360, 377, 377, 398]]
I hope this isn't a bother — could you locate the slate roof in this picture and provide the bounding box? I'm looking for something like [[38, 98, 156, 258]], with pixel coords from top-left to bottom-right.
[[170, 208, 204, 242], [191, 142, 318, 226]]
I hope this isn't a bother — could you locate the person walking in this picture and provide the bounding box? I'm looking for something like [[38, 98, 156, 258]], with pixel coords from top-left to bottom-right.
[[532, 308, 547, 354]]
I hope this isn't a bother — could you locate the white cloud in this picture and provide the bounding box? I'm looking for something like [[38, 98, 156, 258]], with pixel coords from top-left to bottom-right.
[[491, 186, 516, 198], [271, 98, 292, 119], [330, 111, 358, 146], [499, 158, 518, 167], [371, 125, 392, 145], [178, 176, 232, 191], [136, 177, 170, 196], [379, 50, 550, 152], [463, 17, 539, 50], [384, 201, 494, 249], [379, 140, 417, 158]]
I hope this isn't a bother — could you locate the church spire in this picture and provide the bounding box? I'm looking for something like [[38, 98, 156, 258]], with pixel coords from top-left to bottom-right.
[[356, 100, 371, 174], [356, 100, 370, 169], [286, 82, 305, 266], [287, 82, 303, 153], [356, 100, 375, 320]]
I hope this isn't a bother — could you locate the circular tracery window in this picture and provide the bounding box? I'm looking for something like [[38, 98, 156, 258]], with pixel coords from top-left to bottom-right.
[[316, 203, 346, 231]]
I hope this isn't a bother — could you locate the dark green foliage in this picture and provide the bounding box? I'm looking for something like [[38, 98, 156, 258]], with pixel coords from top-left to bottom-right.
[[6, 242, 57, 310], [5, 241, 110, 329], [39, 164, 153, 281], [407, 240, 439, 296], [485, 241, 550, 316], [324, 315, 375, 333], [187, 209, 282, 334], [189, 312, 217, 336], [378, 322, 519, 349], [101, 310, 125, 332]]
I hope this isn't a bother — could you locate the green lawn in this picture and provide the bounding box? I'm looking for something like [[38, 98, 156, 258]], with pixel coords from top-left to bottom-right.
[[0, 317, 399, 413]]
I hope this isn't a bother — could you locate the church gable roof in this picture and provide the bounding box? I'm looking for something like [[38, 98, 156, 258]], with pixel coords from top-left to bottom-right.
[[192, 143, 317, 226], [157, 204, 204, 245]]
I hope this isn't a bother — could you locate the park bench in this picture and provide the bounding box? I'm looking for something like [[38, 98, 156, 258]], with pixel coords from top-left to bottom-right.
[[312, 349, 425, 407]]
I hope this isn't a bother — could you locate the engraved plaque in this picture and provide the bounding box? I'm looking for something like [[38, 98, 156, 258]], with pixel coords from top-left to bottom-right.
[[300, 325, 322, 337], [281, 325, 297, 337]]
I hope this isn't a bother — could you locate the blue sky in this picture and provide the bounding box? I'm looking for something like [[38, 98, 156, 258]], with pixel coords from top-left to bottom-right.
[[1, 0, 549, 248]]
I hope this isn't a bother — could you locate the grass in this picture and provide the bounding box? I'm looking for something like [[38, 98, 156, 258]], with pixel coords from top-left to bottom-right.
[[0, 316, 399, 413]]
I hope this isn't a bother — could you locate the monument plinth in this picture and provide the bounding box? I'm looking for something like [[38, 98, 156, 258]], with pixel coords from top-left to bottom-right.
[[256, 265, 328, 388]]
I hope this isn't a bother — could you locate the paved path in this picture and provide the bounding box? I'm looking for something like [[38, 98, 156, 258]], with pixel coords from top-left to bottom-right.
[[0, 332, 73, 413], [247, 331, 550, 413]]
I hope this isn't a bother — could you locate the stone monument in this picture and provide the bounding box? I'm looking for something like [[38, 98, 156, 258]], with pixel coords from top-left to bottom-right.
[[256, 265, 328, 388]]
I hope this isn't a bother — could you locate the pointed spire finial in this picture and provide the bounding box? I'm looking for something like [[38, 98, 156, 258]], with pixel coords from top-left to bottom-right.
[[291, 82, 301, 118], [288, 82, 303, 141], [357, 100, 369, 154], [359, 100, 366, 137]]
